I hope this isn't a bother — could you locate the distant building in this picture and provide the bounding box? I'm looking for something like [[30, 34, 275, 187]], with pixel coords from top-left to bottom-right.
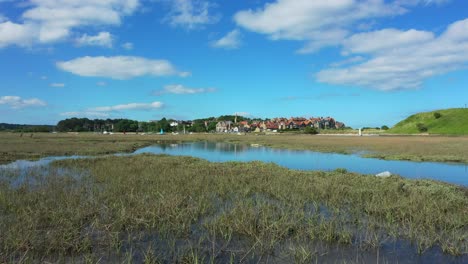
[[216, 121, 233, 133]]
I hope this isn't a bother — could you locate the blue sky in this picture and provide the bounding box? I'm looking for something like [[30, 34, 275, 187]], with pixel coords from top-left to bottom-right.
[[0, 0, 467, 128]]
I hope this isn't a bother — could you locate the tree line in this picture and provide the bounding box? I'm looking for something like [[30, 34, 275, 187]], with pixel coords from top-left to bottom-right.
[[0, 123, 54, 132], [55, 117, 236, 133]]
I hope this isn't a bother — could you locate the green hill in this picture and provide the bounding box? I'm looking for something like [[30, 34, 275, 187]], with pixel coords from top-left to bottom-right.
[[388, 108, 468, 135]]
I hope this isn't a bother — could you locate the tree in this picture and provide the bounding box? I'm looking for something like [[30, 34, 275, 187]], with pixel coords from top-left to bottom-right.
[[303, 126, 318, 134], [146, 122, 158, 132], [207, 122, 217, 132], [189, 122, 207, 133], [381, 125, 389, 130], [114, 119, 138, 132], [158, 118, 170, 132], [434, 112, 442, 119], [416, 123, 428, 132]]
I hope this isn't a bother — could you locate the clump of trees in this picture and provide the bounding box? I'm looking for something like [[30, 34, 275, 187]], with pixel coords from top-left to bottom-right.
[[434, 112, 442, 119], [55, 117, 226, 133], [304, 126, 318, 134], [417, 123, 428, 132], [57, 118, 168, 133]]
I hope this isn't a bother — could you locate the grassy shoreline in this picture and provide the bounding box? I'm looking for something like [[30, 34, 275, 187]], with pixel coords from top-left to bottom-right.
[[0, 154, 466, 262], [1, 132, 468, 165]]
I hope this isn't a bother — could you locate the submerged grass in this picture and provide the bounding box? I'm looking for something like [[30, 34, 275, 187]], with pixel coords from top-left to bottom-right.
[[0, 154, 467, 262]]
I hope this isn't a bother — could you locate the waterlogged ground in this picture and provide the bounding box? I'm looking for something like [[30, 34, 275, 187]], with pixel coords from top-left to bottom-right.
[[136, 142, 468, 186], [2, 141, 468, 186], [0, 154, 467, 263], [2, 132, 468, 165]]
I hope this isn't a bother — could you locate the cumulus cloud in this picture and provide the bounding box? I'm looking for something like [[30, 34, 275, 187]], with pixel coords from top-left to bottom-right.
[[90, 101, 164, 112], [234, 0, 453, 53], [50, 83, 65, 87], [317, 18, 468, 90], [154, 84, 216, 95], [0, 95, 47, 109], [0, 21, 36, 48], [0, 0, 139, 48], [57, 56, 190, 79], [166, 0, 219, 29], [234, 0, 405, 53], [76, 32, 113, 48], [341, 28, 434, 55], [212, 29, 242, 49]]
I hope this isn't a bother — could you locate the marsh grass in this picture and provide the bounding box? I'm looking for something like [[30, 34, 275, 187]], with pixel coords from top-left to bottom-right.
[[1, 132, 468, 165], [0, 154, 467, 262]]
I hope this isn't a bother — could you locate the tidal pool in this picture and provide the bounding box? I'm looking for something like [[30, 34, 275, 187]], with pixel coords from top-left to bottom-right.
[[135, 141, 468, 186], [1, 141, 467, 186]]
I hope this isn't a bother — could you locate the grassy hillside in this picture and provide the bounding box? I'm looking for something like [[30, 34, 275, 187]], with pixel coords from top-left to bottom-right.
[[389, 108, 468, 135]]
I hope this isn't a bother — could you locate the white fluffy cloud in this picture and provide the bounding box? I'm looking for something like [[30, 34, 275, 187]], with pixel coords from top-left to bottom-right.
[[0, 0, 139, 47], [57, 56, 190, 79], [91, 101, 164, 112], [342, 28, 434, 55], [166, 0, 218, 29], [234, 0, 405, 53], [154, 84, 216, 95], [0, 96, 47, 109], [212, 29, 242, 49], [76, 32, 113, 48], [234, 0, 453, 53], [0, 21, 36, 48], [317, 18, 468, 90]]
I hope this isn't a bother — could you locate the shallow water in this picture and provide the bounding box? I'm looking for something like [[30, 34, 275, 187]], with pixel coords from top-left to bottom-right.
[[1, 141, 467, 186], [135, 142, 468, 186]]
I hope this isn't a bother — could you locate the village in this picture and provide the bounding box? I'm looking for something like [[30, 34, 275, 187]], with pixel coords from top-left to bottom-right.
[[214, 116, 345, 133], [54, 116, 346, 134]]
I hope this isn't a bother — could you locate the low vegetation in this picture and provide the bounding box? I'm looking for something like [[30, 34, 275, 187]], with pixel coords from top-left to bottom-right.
[[388, 108, 468, 135], [0, 154, 466, 262]]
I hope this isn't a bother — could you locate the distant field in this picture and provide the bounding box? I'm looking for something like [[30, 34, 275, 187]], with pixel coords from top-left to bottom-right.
[[1, 132, 468, 164], [388, 108, 468, 135]]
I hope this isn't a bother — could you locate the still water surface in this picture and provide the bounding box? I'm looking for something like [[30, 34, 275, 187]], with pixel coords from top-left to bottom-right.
[[1, 141, 467, 186], [135, 142, 468, 186]]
